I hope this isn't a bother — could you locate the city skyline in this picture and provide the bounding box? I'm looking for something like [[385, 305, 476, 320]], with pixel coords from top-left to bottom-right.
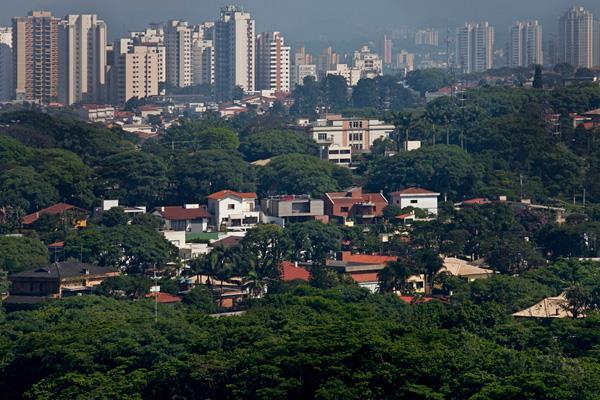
[[1, 0, 599, 43]]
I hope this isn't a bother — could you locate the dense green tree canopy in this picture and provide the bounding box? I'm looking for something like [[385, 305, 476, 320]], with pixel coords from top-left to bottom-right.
[[0, 236, 48, 274], [258, 154, 352, 197], [239, 129, 319, 162], [366, 145, 483, 200]]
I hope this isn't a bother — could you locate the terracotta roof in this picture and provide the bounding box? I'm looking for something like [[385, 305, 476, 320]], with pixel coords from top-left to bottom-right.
[[207, 190, 257, 201], [350, 272, 379, 283], [47, 241, 65, 248], [22, 203, 87, 225], [154, 205, 211, 220], [146, 292, 182, 304], [281, 261, 310, 282], [397, 295, 436, 304], [391, 188, 439, 196], [460, 198, 491, 205], [340, 252, 397, 265]]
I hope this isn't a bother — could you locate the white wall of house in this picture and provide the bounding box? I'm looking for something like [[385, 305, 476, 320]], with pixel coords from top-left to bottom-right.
[[208, 196, 259, 228], [391, 194, 439, 215]]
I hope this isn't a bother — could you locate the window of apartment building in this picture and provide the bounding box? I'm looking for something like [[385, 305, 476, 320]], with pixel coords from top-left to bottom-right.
[[318, 133, 327, 141], [350, 121, 363, 128], [228, 204, 235, 210], [410, 200, 418, 204], [349, 132, 362, 141]]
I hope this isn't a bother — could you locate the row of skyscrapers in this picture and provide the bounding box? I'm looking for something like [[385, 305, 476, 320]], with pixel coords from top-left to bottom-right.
[[455, 7, 600, 74], [0, 6, 599, 105], [0, 6, 293, 104]]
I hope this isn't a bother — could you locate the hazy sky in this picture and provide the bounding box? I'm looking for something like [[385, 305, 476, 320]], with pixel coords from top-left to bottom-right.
[[1, 0, 599, 43]]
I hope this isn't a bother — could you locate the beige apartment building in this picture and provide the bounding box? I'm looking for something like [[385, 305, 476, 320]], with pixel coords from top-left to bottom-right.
[[295, 114, 395, 166], [58, 14, 107, 105], [111, 41, 159, 103], [12, 11, 60, 102], [0, 27, 13, 101]]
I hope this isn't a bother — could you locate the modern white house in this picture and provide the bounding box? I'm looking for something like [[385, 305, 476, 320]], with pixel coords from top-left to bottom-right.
[[389, 188, 440, 215], [206, 190, 260, 231], [153, 204, 211, 233]]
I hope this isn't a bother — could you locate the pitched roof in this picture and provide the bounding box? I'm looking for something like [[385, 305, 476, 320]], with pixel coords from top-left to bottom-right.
[[281, 261, 310, 282], [397, 295, 436, 304], [146, 292, 183, 304], [391, 187, 440, 196], [22, 203, 87, 225], [512, 294, 578, 319], [349, 271, 380, 283], [339, 252, 397, 265], [154, 205, 211, 220], [210, 236, 243, 249], [206, 190, 257, 201], [10, 262, 117, 279], [440, 257, 494, 278]]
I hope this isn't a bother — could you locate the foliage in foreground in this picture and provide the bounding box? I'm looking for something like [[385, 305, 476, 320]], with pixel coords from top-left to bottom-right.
[[2, 282, 600, 399]]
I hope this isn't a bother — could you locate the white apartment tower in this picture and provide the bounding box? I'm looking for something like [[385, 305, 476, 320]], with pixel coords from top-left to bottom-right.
[[164, 20, 193, 88], [58, 15, 107, 105], [558, 7, 594, 68], [508, 21, 543, 68], [0, 28, 14, 101], [456, 22, 494, 73], [215, 6, 255, 100], [256, 32, 290, 93], [595, 19, 600, 67]]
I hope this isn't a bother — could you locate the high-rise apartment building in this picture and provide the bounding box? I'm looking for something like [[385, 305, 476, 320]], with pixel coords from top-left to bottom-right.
[[415, 29, 439, 46], [316, 47, 338, 74], [0, 28, 13, 101], [214, 5, 255, 101], [395, 50, 414, 72], [111, 40, 159, 103], [558, 7, 594, 68], [191, 22, 214, 86], [508, 20, 543, 68], [353, 46, 383, 79], [256, 32, 290, 93], [12, 11, 60, 102], [456, 22, 494, 73], [383, 35, 393, 65], [164, 20, 193, 88], [58, 15, 107, 105], [594, 19, 600, 67], [130, 28, 166, 83]]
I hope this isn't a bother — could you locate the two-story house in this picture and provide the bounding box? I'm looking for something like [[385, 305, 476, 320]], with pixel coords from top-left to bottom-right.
[[206, 190, 260, 231], [390, 187, 440, 215], [153, 204, 211, 233], [323, 187, 388, 224], [260, 195, 328, 224], [4, 262, 119, 310]]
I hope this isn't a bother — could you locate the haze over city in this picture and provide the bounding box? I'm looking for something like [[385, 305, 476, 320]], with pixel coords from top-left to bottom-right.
[[1, 0, 599, 41]]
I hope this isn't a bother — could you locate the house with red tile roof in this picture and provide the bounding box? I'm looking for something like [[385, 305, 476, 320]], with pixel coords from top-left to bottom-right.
[[153, 204, 211, 233], [327, 251, 425, 294], [389, 187, 440, 216], [281, 261, 310, 282], [146, 292, 183, 304], [323, 187, 388, 224], [207, 190, 260, 231], [21, 203, 88, 226]]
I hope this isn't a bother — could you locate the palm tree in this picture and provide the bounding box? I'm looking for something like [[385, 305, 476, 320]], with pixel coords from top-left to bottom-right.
[[189, 247, 227, 287], [415, 248, 444, 295], [388, 111, 414, 152], [378, 257, 416, 294]]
